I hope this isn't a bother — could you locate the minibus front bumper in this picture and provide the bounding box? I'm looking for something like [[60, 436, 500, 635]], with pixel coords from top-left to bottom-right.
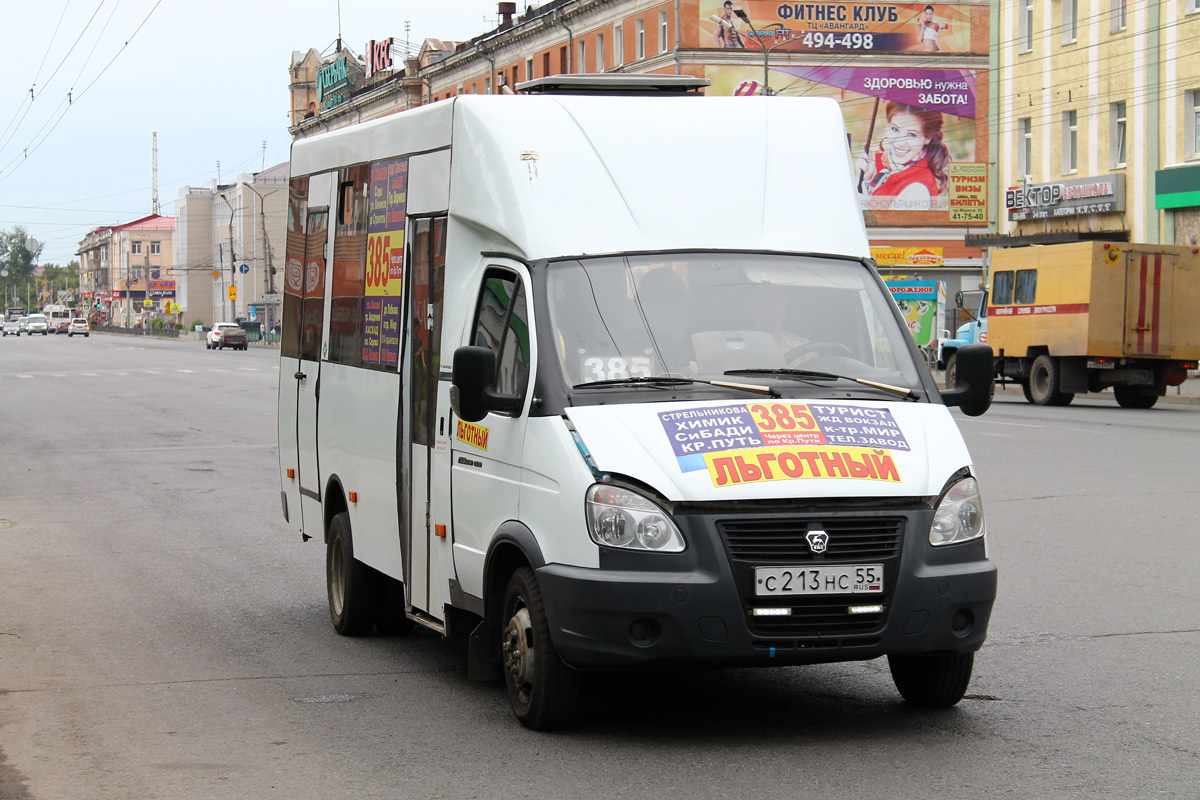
[[534, 507, 996, 669]]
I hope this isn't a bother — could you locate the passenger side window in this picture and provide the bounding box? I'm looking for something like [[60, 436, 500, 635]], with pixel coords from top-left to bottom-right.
[[471, 271, 530, 402], [1014, 269, 1037, 304], [992, 271, 1014, 305]]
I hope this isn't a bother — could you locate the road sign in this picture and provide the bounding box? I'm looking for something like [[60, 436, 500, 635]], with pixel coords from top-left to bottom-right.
[[211, 270, 220, 279], [142, 299, 153, 308], [228, 286, 238, 300], [239, 264, 250, 274]]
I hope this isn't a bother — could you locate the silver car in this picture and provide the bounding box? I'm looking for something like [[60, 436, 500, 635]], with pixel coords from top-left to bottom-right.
[[24, 313, 49, 335], [1, 319, 19, 336]]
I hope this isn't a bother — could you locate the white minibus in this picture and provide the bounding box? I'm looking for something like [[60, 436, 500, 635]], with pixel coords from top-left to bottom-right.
[[278, 76, 996, 729]]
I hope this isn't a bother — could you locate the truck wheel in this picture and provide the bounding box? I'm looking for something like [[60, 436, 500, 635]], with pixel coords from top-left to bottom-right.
[[326, 511, 378, 636], [944, 353, 957, 389], [888, 652, 974, 708], [501, 566, 579, 730], [1114, 385, 1158, 409], [1027, 355, 1074, 406]]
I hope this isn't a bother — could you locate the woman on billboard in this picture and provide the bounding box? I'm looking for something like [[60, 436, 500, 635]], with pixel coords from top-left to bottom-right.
[[856, 102, 950, 212]]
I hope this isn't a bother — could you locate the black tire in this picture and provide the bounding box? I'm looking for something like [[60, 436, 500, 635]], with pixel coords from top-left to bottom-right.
[[326, 511, 379, 636], [1027, 354, 1074, 406], [889, 652, 974, 708], [944, 352, 957, 389], [501, 567, 580, 730], [1113, 385, 1158, 409]]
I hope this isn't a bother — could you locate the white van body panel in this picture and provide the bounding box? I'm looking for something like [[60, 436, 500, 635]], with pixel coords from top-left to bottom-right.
[[290, 102, 454, 178], [518, 417, 604, 571], [448, 96, 869, 262], [407, 149, 451, 215], [318, 363, 403, 576], [565, 401, 970, 503]]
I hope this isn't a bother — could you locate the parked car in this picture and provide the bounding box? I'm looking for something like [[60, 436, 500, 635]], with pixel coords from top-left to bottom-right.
[[206, 322, 247, 351], [24, 313, 49, 335], [67, 318, 90, 337], [2, 319, 19, 336]]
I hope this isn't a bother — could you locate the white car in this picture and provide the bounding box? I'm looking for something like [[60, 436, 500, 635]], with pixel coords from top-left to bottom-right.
[[67, 318, 90, 337], [24, 313, 49, 335], [1, 319, 19, 336], [206, 322, 247, 350]]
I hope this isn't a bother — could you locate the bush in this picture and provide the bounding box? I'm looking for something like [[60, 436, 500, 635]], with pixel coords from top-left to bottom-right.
[[191, 319, 205, 331], [150, 317, 166, 330]]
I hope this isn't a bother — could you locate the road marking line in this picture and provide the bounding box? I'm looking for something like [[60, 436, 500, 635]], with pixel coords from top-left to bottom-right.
[[16, 374, 32, 379], [177, 369, 196, 373]]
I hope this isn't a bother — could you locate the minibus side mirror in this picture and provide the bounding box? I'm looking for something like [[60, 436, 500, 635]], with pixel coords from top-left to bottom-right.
[[940, 343, 994, 416], [451, 346, 523, 422]]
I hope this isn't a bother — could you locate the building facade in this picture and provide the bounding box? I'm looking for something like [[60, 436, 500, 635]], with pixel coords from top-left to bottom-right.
[[77, 214, 175, 326], [288, 0, 994, 328], [988, 0, 1200, 249], [172, 162, 289, 329]]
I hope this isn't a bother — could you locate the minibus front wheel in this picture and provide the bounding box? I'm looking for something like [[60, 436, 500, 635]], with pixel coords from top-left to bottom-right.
[[888, 651, 974, 708], [501, 567, 580, 730]]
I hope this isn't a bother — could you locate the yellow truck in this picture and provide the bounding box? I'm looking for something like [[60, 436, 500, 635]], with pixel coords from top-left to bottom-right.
[[981, 241, 1199, 408]]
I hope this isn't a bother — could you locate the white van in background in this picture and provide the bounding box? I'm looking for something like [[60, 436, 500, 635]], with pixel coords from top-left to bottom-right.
[[277, 76, 997, 729]]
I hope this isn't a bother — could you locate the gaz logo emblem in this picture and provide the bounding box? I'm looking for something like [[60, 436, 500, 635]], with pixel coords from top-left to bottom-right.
[[806, 530, 829, 553]]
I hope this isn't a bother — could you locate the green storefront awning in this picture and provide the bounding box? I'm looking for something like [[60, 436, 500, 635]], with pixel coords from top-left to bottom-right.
[[1156, 163, 1200, 209]]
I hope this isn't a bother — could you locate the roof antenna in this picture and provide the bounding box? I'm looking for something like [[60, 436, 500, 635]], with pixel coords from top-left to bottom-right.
[[336, 0, 342, 51]]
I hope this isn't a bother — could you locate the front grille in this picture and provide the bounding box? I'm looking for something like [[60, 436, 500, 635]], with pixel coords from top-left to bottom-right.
[[715, 514, 907, 640], [718, 517, 903, 562]]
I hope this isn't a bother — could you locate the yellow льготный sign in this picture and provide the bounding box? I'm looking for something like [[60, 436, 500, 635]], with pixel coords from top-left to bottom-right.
[[456, 419, 489, 451]]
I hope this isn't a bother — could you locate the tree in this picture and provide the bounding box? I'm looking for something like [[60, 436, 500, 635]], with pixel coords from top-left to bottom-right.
[[0, 225, 41, 309]]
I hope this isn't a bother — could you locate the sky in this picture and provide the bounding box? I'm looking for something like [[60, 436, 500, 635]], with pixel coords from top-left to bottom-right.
[[1, 0, 516, 266]]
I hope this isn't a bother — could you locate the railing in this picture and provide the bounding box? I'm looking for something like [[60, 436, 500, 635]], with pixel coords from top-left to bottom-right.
[[93, 324, 181, 338]]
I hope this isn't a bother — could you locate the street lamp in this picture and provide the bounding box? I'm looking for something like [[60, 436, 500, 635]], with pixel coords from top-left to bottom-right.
[[219, 193, 238, 324], [239, 180, 279, 331], [733, 9, 797, 96]]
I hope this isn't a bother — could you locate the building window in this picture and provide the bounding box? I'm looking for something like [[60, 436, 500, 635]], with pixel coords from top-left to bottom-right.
[[1019, 117, 1032, 181], [543, 51, 551, 76], [1110, 0, 1127, 33], [1189, 0, 1199, 13], [485, 76, 491, 94], [150, 241, 161, 255], [1111, 101, 1127, 167], [577, 39, 586, 72], [526, 57, 534, 80], [596, 33, 606, 71], [636, 18, 645, 59], [1062, 0, 1077, 43], [559, 45, 567, 74], [1187, 90, 1200, 158], [659, 10, 669, 52], [131, 241, 142, 255], [1020, 0, 1033, 52], [615, 23, 624, 66], [1062, 110, 1077, 173]]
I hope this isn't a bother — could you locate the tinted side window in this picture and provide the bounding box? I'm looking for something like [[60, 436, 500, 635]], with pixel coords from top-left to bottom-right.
[[470, 271, 530, 402], [328, 165, 369, 366], [281, 177, 309, 359], [992, 270, 1014, 305], [1014, 269, 1037, 304]]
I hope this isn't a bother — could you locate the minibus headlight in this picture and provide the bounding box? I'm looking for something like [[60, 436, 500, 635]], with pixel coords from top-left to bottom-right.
[[586, 485, 685, 553], [930, 476, 986, 546]]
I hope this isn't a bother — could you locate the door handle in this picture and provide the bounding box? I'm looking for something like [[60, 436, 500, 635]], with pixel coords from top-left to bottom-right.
[[294, 371, 307, 380]]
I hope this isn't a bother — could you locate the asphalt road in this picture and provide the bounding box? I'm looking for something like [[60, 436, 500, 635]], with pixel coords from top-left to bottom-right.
[[1, 333, 1198, 799]]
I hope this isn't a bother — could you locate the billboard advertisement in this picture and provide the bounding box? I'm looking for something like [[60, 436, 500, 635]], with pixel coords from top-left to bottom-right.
[[705, 63, 980, 221], [702, 1, 977, 54]]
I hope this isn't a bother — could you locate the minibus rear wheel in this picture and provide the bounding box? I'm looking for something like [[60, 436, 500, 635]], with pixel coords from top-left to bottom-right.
[[326, 512, 378, 636], [501, 567, 580, 730], [887, 652, 974, 708]]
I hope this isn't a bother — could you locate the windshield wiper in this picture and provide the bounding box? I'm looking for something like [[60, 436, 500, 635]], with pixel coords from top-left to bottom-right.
[[573, 376, 778, 397], [723, 368, 918, 400]]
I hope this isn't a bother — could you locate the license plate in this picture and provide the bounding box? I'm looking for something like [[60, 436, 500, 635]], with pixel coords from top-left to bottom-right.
[[755, 564, 884, 596]]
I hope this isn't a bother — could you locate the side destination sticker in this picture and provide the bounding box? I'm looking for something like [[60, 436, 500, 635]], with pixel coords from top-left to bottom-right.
[[456, 419, 489, 451], [657, 402, 909, 486]]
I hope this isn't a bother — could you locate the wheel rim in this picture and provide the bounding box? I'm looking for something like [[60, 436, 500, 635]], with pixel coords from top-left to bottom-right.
[[1031, 363, 1050, 399], [503, 605, 535, 704], [329, 537, 346, 617]]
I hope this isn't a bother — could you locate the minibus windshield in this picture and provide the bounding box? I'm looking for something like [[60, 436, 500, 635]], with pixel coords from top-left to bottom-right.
[[546, 253, 924, 398]]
